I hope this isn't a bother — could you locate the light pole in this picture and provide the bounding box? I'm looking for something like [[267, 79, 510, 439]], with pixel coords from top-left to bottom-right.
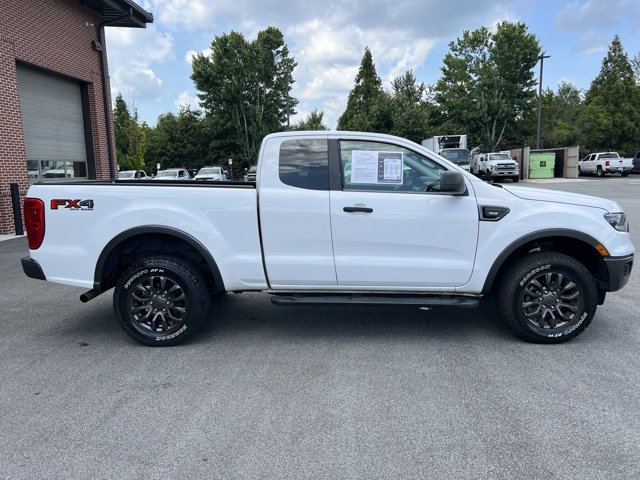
[[536, 53, 550, 149]]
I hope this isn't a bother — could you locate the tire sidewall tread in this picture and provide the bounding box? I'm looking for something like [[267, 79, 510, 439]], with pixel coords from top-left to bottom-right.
[[113, 256, 211, 346], [496, 252, 597, 343]]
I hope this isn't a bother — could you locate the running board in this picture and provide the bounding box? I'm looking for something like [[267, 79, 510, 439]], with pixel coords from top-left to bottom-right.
[[270, 294, 479, 308]]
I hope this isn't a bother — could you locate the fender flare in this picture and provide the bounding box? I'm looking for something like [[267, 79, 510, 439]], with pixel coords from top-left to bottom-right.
[[94, 226, 225, 292], [481, 228, 603, 294]]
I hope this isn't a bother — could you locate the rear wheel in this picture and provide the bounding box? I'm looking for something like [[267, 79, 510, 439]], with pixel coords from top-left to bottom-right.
[[622, 171, 630, 177], [596, 166, 604, 177], [113, 256, 211, 346], [496, 252, 597, 343]]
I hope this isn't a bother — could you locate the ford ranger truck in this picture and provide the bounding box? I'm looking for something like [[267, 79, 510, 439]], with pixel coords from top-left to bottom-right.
[[21, 131, 635, 346]]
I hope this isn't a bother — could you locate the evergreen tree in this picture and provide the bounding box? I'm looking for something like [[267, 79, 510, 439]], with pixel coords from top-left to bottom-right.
[[389, 71, 432, 143], [113, 93, 132, 168], [337, 47, 391, 132], [578, 36, 640, 154], [293, 109, 329, 130]]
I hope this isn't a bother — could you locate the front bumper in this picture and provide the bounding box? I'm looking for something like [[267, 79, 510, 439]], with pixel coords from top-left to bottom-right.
[[21, 256, 46, 281], [603, 254, 634, 291]]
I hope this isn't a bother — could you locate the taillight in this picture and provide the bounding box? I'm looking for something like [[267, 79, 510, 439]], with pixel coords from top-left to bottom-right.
[[605, 160, 610, 167], [24, 198, 45, 249]]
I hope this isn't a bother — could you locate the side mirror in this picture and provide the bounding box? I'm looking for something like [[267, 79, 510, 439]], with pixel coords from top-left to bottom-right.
[[440, 171, 467, 196]]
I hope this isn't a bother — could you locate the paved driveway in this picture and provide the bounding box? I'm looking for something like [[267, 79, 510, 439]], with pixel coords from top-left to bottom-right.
[[1, 177, 639, 479]]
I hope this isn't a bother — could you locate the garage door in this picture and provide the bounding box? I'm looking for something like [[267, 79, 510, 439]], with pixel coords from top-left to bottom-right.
[[16, 65, 88, 181]]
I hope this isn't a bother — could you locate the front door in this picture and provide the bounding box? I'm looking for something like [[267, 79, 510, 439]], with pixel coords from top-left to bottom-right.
[[330, 139, 479, 289]]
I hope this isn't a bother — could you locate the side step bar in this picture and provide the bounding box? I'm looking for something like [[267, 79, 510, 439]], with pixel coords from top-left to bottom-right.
[[270, 294, 480, 309]]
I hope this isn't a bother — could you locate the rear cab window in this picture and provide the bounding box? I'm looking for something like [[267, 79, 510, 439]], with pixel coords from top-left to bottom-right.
[[278, 139, 329, 190]]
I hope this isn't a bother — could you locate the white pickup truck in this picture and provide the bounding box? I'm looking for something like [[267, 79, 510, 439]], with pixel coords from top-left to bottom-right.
[[22, 131, 634, 346], [470, 152, 520, 182], [578, 152, 633, 177]]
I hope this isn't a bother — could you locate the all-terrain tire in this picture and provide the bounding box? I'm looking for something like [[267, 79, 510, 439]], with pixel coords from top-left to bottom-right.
[[496, 252, 598, 343], [113, 256, 211, 346]]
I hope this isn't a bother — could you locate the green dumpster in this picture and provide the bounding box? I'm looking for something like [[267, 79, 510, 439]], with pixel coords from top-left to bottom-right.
[[529, 153, 555, 179]]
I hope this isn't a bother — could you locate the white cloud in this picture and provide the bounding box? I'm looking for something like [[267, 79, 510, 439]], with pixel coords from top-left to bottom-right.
[[145, 0, 217, 29], [175, 90, 198, 109], [106, 26, 174, 102], [184, 48, 212, 64]]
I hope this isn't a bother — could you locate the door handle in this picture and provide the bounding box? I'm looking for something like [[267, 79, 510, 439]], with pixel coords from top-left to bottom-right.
[[343, 206, 373, 213]]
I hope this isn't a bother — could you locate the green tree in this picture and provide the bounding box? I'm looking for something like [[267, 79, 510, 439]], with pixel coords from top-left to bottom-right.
[[522, 82, 583, 148], [191, 27, 298, 162], [337, 47, 392, 132], [293, 109, 329, 130], [434, 22, 541, 150], [388, 70, 432, 142], [631, 52, 640, 85], [578, 36, 640, 155], [144, 107, 210, 173], [113, 93, 132, 168], [113, 94, 147, 171]]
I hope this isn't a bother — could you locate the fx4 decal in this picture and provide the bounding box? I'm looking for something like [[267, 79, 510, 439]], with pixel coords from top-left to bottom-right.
[[51, 199, 94, 210]]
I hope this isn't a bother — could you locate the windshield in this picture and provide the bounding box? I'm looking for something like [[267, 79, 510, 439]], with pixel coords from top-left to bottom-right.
[[440, 149, 469, 164], [488, 153, 512, 160], [117, 171, 134, 179], [198, 167, 221, 175], [156, 170, 177, 177]]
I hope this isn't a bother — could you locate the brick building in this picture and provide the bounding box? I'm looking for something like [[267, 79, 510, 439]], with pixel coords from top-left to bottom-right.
[[0, 0, 153, 234]]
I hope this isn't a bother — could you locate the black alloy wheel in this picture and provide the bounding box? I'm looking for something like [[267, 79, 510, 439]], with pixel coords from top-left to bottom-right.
[[113, 256, 210, 346]]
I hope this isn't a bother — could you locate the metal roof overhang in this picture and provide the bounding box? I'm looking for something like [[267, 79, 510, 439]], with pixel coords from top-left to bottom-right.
[[80, 0, 154, 27]]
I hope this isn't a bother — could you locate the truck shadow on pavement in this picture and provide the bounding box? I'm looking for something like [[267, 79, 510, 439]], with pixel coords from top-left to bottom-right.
[[193, 293, 516, 346]]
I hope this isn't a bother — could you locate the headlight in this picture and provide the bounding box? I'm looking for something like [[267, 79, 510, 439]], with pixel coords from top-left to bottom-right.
[[604, 212, 629, 232], [489, 164, 497, 171]]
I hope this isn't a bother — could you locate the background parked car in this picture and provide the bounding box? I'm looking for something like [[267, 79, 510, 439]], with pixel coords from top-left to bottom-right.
[[117, 170, 149, 180], [153, 168, 191, 180], [630, 151, 640, 173], [244, 165, 257, 182], [194, 166, 227, 181]]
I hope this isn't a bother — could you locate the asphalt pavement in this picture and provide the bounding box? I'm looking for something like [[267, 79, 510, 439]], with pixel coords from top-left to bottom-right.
[[1, 176, 639, 479]]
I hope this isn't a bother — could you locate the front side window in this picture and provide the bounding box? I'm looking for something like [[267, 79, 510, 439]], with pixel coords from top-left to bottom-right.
[[340, 140, 446, 192], [279, 138, 329, 190]]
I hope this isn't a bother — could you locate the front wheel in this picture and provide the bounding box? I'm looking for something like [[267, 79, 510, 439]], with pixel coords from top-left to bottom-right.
[[512, 176, 519, 183], [496, 252, 597, 343], [113, 256, 211, 346]]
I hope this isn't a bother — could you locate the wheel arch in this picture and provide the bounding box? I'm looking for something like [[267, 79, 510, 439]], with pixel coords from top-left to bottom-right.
[[94, 226, 225, 293], [482, 229, 608, 294]]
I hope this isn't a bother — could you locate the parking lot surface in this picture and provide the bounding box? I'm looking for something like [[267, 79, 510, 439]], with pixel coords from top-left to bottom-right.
[[1, 176, 639, 479]]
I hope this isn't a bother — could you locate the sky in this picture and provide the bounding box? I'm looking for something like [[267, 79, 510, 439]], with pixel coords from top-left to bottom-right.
[[104, 0, 640, 129]]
